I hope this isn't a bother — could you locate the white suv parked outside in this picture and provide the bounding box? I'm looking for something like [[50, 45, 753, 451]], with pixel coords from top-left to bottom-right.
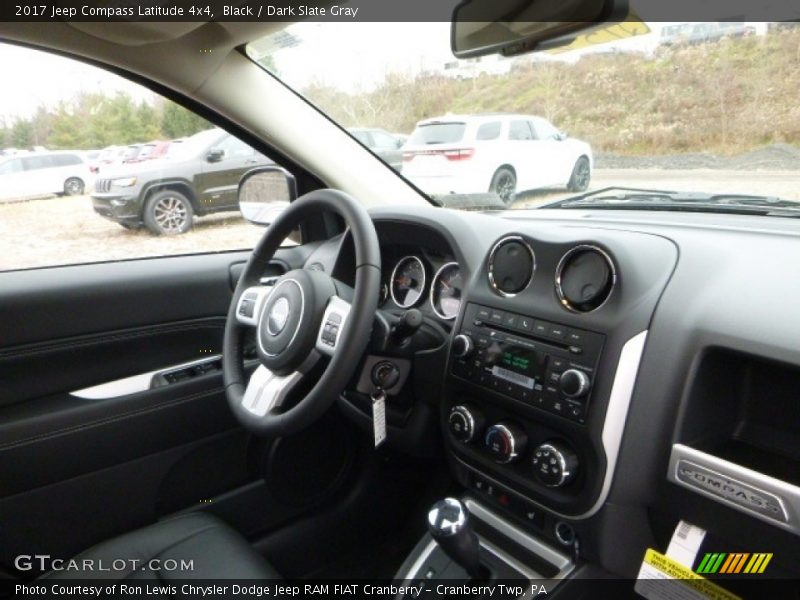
[[0, 152, 93, 201], [402, 114, 592, 204]]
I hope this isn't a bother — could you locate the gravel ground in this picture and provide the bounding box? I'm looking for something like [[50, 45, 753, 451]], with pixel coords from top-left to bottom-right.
[[0, 196, 265, 271], [595, 143, 800, 171], [2, 165, 799, 271]]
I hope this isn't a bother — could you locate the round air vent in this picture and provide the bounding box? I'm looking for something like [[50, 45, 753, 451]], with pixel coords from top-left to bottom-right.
[[556, 245, 616, 313], [487, 236, 535, 296]]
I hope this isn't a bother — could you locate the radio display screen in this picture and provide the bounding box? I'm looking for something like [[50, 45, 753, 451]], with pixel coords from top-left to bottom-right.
[[485, 342, 548, 389]]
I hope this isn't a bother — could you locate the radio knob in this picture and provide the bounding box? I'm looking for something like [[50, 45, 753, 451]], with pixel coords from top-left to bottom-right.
[[447, 405, 484, 443], [484, 422, 527, 464], [559, 369, 591, 398], [452, 334, 474, 358], [532, 442, 579, 488]]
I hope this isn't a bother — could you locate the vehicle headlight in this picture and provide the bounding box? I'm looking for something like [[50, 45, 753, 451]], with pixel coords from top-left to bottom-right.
[[111, 177, 137, 187]]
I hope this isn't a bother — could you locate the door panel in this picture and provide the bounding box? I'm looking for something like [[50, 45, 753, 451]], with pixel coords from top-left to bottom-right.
[[0, 247, 311, 574]]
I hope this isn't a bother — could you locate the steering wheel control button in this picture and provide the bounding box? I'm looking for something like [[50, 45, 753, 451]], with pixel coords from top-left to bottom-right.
[[485, 422, 527, 463], [239, 299, 255, 318], [235, 286, 274, 327], [559, 369, 591, 398], [315, 295, 352, 356], [448, 405, 484, 443], [532, 442, 579, 488]]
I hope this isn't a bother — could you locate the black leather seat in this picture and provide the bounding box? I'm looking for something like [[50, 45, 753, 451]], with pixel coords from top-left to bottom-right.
[[40, 513, 280, 580]]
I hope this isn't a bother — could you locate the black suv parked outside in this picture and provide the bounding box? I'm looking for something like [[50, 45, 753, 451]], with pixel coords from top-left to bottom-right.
[[91, 128, 272, 234]]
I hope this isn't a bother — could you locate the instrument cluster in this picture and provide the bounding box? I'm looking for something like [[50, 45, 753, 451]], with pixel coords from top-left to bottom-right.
[[384, 254, 463, 321]]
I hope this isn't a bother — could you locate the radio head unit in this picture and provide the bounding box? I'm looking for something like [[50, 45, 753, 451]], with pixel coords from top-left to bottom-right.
[[451, 303, 605, 424]]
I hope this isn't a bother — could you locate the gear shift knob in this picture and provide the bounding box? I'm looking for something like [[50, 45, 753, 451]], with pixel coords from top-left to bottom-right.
[[427, 498, 484, 579]]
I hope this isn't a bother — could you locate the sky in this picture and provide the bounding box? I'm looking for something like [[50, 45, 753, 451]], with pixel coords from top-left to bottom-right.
[[0, 44, 154, 123]]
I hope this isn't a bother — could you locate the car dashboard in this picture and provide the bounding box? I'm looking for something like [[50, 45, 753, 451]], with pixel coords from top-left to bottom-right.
[[302, 203, 800, 579]]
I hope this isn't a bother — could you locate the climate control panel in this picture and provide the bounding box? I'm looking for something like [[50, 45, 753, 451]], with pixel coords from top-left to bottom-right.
[[447, 405, 580, 489]]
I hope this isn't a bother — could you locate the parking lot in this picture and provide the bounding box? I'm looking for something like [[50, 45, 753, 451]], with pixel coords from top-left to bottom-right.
[[1, 168, 799, 271]]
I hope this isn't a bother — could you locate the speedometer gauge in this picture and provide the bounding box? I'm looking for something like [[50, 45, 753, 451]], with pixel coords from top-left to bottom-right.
[[430, 262, 463, 320], [390, 256, 426, 308]]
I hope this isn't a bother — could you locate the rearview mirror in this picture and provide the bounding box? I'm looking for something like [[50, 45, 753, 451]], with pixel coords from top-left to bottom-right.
[[238, 166, 298, 226], [451, 0, 627, 58]]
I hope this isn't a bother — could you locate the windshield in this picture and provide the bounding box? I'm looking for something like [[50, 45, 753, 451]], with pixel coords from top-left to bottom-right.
[[247, 22, 800, 215]]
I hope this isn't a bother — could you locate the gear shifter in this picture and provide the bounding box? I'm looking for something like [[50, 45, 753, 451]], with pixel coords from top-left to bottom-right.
[[427, 498, 487, 579]]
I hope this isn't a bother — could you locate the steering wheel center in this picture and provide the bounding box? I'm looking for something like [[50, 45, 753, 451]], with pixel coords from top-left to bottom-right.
[[266, 297, 291, 335], [255, 269, 338, 375]]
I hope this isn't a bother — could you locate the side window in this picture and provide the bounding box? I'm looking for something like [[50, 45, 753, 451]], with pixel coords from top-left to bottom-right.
[[476, 121, 501, 141], [51, 154, 82, 167], [0, 43, 295, 272], [216, 135, 256, 159], [22, 155, 54, 171], [508, 120, 534, 141], [0, 159, 23, 175]]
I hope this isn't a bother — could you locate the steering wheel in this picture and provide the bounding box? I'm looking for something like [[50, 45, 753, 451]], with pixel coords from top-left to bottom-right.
[[223, 189, 380, 436]]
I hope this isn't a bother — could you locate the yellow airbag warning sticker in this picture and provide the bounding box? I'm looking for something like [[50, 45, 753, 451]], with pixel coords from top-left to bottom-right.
[[635, 549, 741, 600]]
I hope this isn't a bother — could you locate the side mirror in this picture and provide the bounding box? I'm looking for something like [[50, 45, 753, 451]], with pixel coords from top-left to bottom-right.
[[395, 138, 405, 149], [238, 166, 298, 226], [555, 132, 568, 141], [206, 148, 225, 163]]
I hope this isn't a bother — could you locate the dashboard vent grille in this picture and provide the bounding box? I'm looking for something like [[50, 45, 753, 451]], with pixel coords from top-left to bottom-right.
[[555, 245, 616, 313], [487, 236, 535, 297]]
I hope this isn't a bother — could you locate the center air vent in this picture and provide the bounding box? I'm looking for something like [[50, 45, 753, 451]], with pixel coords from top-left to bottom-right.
[[487, 236, 535, 296], [556, 245, 616, 313]]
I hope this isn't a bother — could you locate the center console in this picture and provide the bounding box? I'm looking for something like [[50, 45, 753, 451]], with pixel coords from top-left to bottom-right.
[[448, 302, 605, 497], [443, 301, 608, 525], [439, 231, 677, 550]]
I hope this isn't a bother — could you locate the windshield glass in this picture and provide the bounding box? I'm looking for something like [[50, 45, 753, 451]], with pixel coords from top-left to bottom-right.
[[247, 22, 800, 214]]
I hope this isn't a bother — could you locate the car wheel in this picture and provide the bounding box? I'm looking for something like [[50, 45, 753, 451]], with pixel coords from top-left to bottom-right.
[[490, 167, 517, 205], [64, 177, 85, 196], [567, 157, 591, 192], [143, 190, 194, 235]]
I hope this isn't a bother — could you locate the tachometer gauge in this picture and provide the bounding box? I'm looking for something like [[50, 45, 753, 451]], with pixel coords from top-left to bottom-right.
[[430, 262, 463, 320], [390, 256, 426, 308]]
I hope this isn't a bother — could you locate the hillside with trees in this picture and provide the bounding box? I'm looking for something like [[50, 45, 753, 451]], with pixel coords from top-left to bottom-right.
[[3, 29, 800, 157], [0, 94, 210, 151], [302, 29, 800, 156]]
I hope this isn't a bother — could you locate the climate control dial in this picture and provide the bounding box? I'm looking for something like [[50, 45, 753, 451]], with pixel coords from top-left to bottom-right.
[[447, 405, 484, 443], [484, 422, 527, 464], [532, 442, 579, 487]]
